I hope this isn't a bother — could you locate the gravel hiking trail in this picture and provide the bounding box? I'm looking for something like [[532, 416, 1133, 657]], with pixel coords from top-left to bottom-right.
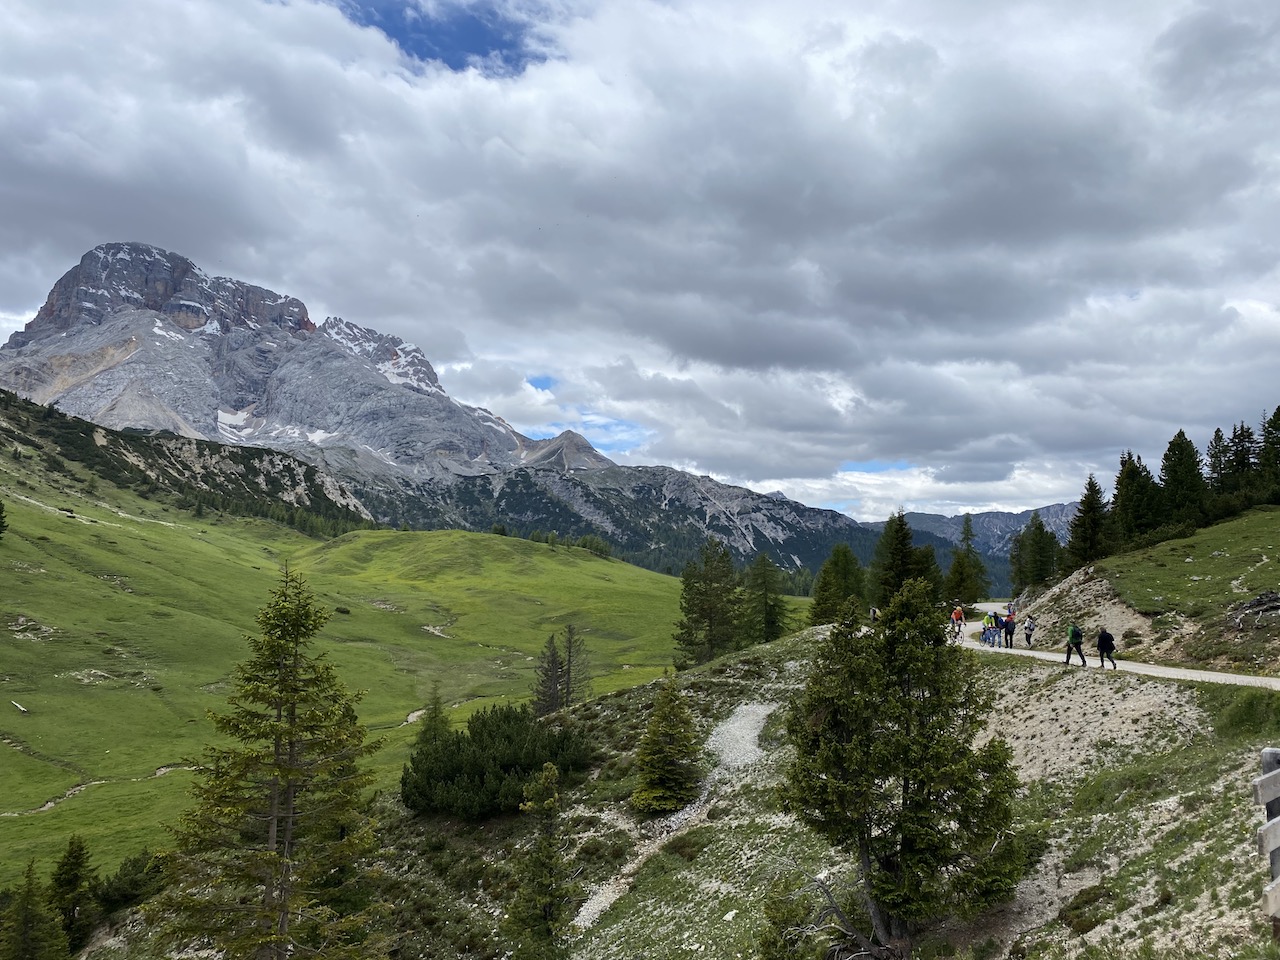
[[571, 701, 779, 930]]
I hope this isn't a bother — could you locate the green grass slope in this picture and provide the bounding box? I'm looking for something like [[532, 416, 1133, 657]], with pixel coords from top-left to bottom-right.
[[0, 456, 684, 884], [1033, 506, 1280, 673]]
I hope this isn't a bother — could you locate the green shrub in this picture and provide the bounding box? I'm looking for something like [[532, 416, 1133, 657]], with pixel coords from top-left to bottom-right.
[[401, 704, 591, 820]]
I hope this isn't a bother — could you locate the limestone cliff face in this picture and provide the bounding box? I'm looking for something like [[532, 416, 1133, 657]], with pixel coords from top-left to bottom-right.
[[10, 242, 313, 345], [0, 242, 550, 478], [0, 241, 883, 572]]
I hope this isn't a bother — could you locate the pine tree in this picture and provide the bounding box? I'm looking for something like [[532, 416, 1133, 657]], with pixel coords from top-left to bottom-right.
[[631, 676, 703, 815], [1066, 474, 1109, 569], [1227, 421, 1259, 491], [0, 861, 68, 960], [783, 579, 1023, 957], [809, 543, 864, 627], [1008, 511, 1060, 594], [560, 624, 591, 708], [739, 552, 789, 646], [531, 635, 564, 717], [869, 510, 916, 608], [1206, 428, 1229, 493], [502, 763, 580, 960], [49, 835, 99, 952], [1259, 406, 1280, 493], [400, 685, 455, 811], [1159, 430, 1207, 525], [0, 497, 7, 542], [672, 539, 740, 667], [1108, 451, 1164, 547], [163, 569, 384, 960], [942, 515, 989, 605]]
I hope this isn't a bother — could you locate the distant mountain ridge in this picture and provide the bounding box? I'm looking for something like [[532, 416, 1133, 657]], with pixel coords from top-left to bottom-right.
[[864, 504, 1077, 555], [0, 242, 1059, 575]]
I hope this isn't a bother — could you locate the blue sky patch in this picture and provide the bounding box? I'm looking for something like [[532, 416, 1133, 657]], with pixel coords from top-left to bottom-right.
[[526, 374, 556, 391], [335, 1, 542, 72]]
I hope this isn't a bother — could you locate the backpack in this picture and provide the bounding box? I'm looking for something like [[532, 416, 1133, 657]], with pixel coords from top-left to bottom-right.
[[1069, 624, 1082, 644]]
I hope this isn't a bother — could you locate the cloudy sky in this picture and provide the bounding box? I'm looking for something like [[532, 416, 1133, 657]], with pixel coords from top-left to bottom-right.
[[2, 0, 1278, 521]]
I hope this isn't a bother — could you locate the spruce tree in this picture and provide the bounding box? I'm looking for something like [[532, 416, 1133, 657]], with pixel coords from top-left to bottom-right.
[[1008, 511, 1060, 594], [531, 635, 564, 717], [740, 552, 789, 647], [163, 569, 383, 960], [1159, 430, 1207, 525], [0, 497, 7, 542], [672, 539, 740, 667], [941, 514, 989, 605], [631, 676, 703, 815], [809, 543, 864, 627], [1206, 428, 1229, 493], [1108, 451, 1164, 547], [1227, 421, 1259, 491], [502, 763, 580, 960], [49, 835, 99, 952], [560, 624, 591, 708], [0, 861, 68, 960], [1259, 406, 1280, 493], [869, 510, 916, 608], [1066, 474, 1109, 569], [783, 579, 1023, 956]]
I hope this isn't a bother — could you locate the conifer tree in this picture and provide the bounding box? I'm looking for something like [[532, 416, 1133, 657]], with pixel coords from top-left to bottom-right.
[[560, 624, 591, 708], [1008, 511, 1060, 594], [740, 552, 789, 647], [941, 514, 989, 605], [1206, 427, 1230, 492], [1066, 474, 1109, 569], [0, 861, 68, 960], [672, 538, 740, 666], [400, 685, 454, 810], [631, 676, 703, 815], [809, 543, 864, 627], [870, 512, 921, 609], [783, 580, 1023, 957], [0, 497, 7, 542], [49, 834, 99, 952], [163, 569, 383, 960], [502, 763, 580, 960], [1159, 430, 1207, 525], [1259, 406, 1280, 493], [1227, 421, 1259, 491], [869, 510, 916, 608], [530, 634, 564, 717], [1108, 451, 1164, 547]]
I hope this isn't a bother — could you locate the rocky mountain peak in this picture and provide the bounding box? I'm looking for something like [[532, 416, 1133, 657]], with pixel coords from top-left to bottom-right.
[[521, 429, 616, 471], [319, 317, 442, 397], [6, 241, 311, 349]]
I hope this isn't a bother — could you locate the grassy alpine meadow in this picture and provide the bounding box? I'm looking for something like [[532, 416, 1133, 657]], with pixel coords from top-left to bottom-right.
[[1099, 505, 1280, 621], [0, 454, 689, 885]]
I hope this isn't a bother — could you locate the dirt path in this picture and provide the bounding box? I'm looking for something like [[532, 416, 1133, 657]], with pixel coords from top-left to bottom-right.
[[967, 602, 1280, 689], [571, 701, 779, 930]]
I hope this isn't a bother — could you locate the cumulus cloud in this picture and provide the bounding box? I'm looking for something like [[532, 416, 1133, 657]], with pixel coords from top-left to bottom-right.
[[1, 0, 1278, 520]]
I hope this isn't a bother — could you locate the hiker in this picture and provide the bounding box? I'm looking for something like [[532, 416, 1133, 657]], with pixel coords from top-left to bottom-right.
[[1065, 622, 1087, 665], [1096, 627, 1118, 669], [1003, 611, 1016, 648], [1023, 614, 1037, 647]]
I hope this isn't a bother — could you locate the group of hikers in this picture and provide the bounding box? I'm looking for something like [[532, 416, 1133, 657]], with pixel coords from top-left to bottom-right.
[[949, 603, 1119, 669]]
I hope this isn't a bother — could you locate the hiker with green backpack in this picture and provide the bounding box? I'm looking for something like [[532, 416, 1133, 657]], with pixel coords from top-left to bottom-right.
[[1065, 622, 1087, 666]]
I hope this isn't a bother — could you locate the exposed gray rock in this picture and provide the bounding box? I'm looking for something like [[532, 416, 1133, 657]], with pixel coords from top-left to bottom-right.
[[0, 241, 1046, 575]]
